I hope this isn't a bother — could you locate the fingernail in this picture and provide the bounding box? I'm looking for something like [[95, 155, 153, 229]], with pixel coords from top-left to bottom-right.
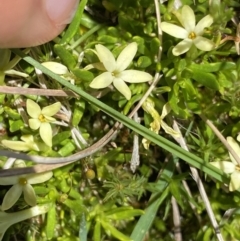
[[45, 0, 79, 25]]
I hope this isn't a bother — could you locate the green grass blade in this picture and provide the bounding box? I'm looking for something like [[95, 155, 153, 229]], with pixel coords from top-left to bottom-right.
[[60, 0, 88, 45]]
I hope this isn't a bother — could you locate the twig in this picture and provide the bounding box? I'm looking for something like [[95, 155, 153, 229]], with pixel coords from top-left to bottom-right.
[[171, 197, 182, 241], [0, 86, 79, 98], [172, 120, 224, 241]]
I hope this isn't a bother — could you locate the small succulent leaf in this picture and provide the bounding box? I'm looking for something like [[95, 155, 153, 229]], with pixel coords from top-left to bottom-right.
[[210, 161, 236, 173], [113, 78, 131, 100], [29, 119, 41, 130], [27, 172, 53, 184], [1, 185, 23, 210], [90, 72, 114, 88], [161, 22, 188, 39], [120, 70, 152, 83], [101, 219, 132, 241], [116, 42, 137, 72], [39, 122, 52, 147], [23, 184, 37, 206], [193, 36, 215, 51], [172, 39, 193, 56], [229, 171, 240, 191], [95, 44, 116, 72], [181, 5, 195, 32], [42, 102, 61, 117], [194, 15, 213, 35], [26, 99, 41, 118]]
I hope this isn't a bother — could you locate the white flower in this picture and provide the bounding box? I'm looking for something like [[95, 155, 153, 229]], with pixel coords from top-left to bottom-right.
[[0, 204, 51, 241], [142, 99, 180, 149], [2, 135, 40, 152], [211, 137, 240, 191], [26, 99, 61, 147], [0, 165, 52, 210], [89, 42, 153, 100], [161, 5, 215, 56]]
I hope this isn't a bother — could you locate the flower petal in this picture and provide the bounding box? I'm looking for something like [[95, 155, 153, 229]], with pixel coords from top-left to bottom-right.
[[39, 123, 52, 147], [29, 119, 41, 130], [194, 15, 213, 35], [26, 99, 41, 118], [113, 78, 131, 100], [181, 5, 195, 32], [42, 102, 61, 117], [119, 70, 152, 83], [116, 42, 137, 72], [227, 136, 240, 165], [1, 184, 23, 210], [1, 140, 31, 151], [161, 121, 181, 138], [89, 72, 114, 89], [27, 172, 53, 184], [161, 22, 188, 39], [229, 171, 240, 191], [193, 36, 215, 51], [161, 103, 171, 119], [210, 161, 236, 173], [95, 44, 116, 72], [41, 62, 69, 75], [172, 39, 192, 56], [0, 176, 18, 185], [21, 135, 34, 142], [23, 184, 37, 206]]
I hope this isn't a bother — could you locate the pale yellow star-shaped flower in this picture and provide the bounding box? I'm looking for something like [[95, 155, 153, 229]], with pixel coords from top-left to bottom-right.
[[26, 99, 61, 147], [0, 161, 52, 210], [89, 42, 153, 100], [161, 5, 215, 56]]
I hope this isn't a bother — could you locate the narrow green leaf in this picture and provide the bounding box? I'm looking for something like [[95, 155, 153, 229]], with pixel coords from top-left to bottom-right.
[[101, 219, 132, 241]]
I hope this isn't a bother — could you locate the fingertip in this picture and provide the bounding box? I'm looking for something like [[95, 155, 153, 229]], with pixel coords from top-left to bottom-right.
[[0, 0, 79, 48], [45, 0, 79, 25]]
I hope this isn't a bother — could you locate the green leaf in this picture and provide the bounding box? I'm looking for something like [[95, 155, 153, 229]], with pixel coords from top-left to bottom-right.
[[60, 0, 88, 45], [72, 68, 94, 82], [169, 180, 184, 209], [72, 100, 86, 126], [93, 220, 101, 241], [105, 207, 144, 220], [189, 68, 219, 90], [101, 219, 132, 241], [54, 44, 77, 70], [45, 203, 56, 240], [190, 62, 236, 73]]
